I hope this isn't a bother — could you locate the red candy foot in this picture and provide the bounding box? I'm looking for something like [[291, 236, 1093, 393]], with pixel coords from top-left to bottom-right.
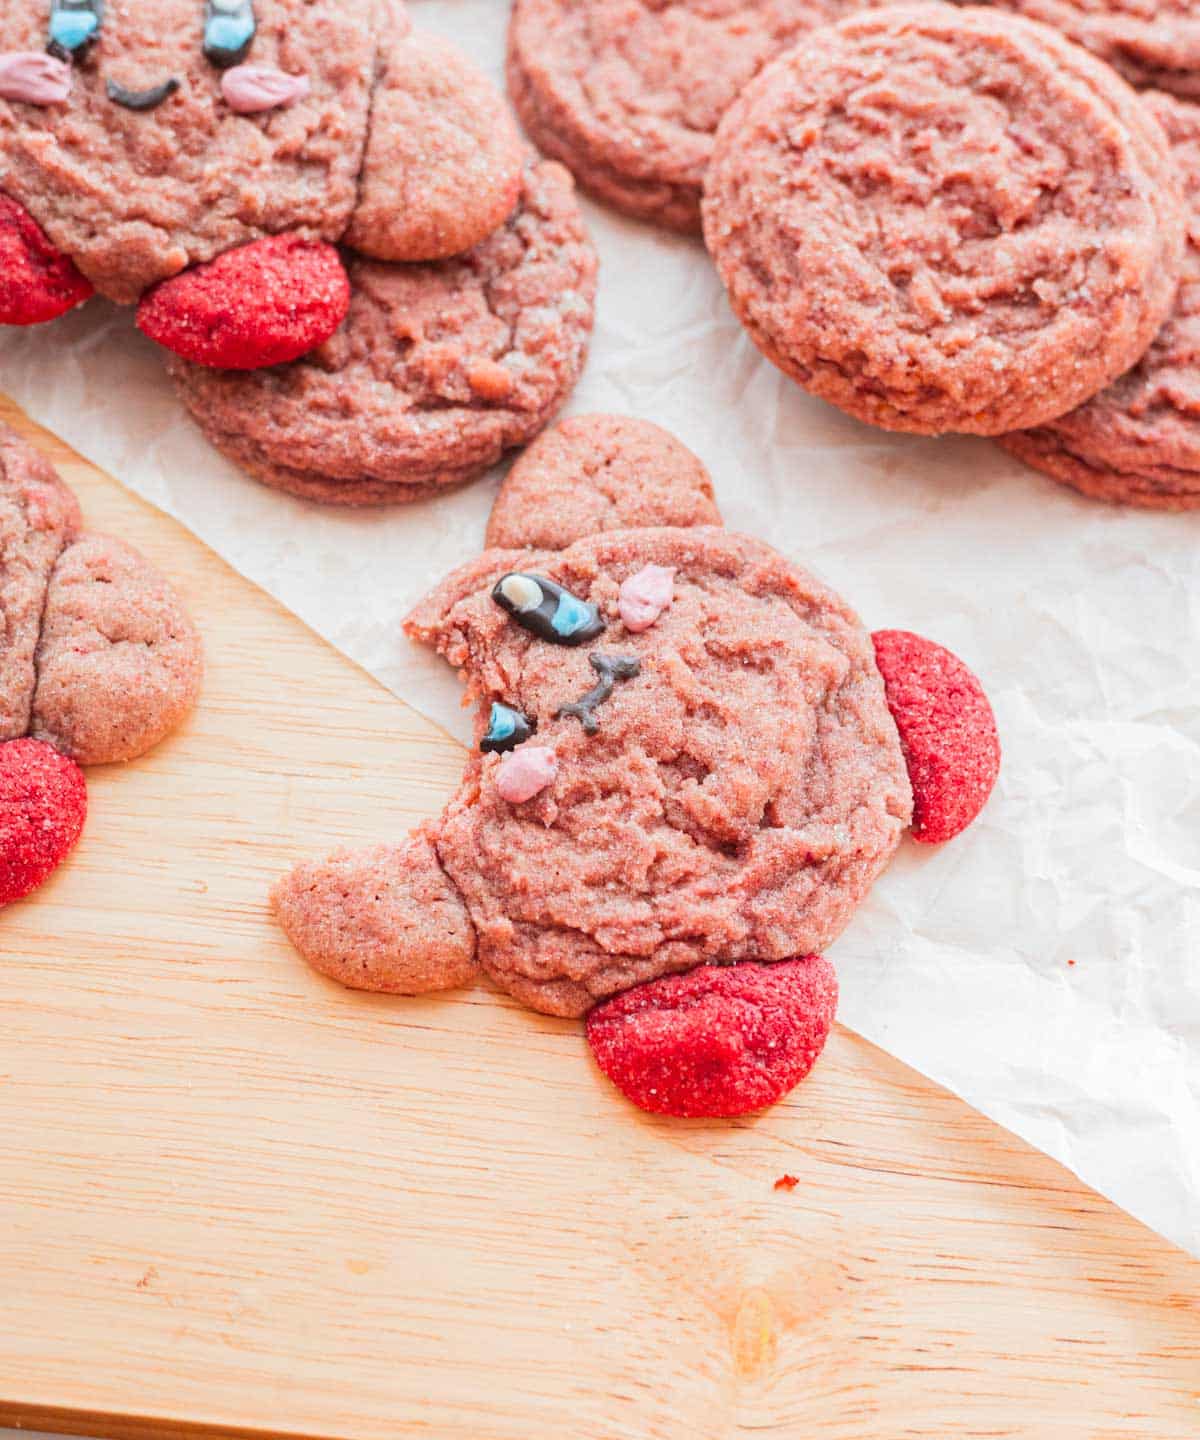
[[0, 193, 93, 325], [0, 739, 88, 906], [872, 629, 1000, 844], [137, 235, 351, 370], [586, 957, 837, 1119]]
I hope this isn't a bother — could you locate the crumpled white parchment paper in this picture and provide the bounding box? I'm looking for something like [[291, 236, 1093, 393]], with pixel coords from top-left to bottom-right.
[[1, 0, 1197, 1259]]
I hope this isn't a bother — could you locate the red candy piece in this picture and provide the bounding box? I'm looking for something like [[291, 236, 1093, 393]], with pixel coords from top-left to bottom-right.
[[137, 235, 351, 370], [0, 193, 93, 325], [586, 957, 837, 1118], [0, 739, 88, 906], [872, 629, 1000, 844]]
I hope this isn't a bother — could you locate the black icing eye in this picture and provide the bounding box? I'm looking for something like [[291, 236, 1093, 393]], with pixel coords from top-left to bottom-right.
[[480, 702, 536, 754], [492, 573, 606, 647], [47, 0, 103, 61], [204, 0, 256, 69]]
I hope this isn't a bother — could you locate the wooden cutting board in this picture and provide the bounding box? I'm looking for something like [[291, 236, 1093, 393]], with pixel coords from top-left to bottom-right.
[[1, 397, 1197, 1440]]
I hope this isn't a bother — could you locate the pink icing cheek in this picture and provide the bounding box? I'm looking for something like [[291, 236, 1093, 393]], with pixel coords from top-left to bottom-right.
[[618, 564, 676, 633], [221, 64, 311, 115], [495, 746, 558, 805], [0, 53, 71, 106]]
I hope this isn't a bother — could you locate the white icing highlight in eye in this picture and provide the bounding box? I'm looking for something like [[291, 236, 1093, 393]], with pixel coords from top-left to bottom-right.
[[498, 574, 544, 613], [221, 64, 310, 115], [0, 52, 71, 106]]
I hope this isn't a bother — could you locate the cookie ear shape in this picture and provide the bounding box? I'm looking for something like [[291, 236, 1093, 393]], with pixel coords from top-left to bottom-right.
[[30, 535, 202, 766], [0, 738, 87, 907], [345, 33, 523, 263], [0, 193, 93, 326], [871, 629, 1001, 844], [137, 236, 350, 370], [486, 414, 722, 549], [586, 957, 838, 1118], [273, 835, 479, 995]]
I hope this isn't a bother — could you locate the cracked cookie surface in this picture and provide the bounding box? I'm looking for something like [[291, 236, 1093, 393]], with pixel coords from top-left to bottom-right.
[[702, 4, 1185, 436], [982, 0, 1200, 99], [168, 160, 598, 503], [0, 424, 201, 765], [0, 0, 382, 303], [406, 527, 912, 1017], [1000, 92, 1200, 508], [507, 0, 871, 232]]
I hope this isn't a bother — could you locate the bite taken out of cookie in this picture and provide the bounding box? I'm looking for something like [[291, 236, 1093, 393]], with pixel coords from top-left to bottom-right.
[[274, 415, 1001, 1122], [0, 2, 598, 502], [0, 424, 202, 908]]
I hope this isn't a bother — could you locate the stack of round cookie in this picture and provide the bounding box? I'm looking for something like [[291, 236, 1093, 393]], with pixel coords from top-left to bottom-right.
[[506, 1, 1200, 509]]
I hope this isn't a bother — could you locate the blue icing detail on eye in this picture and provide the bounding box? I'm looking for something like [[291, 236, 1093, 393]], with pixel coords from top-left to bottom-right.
[[206, 14, 255, 52], [552, 593, 596, 638], [50, 12, 99, 50], [487, 704, 516, 742]]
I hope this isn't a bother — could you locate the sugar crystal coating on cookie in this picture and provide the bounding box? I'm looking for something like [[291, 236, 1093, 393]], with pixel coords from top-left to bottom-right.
[[586, 956, 838, 1117], [406, 528, 912, 1017], [0, 193, 93, 326], [982, 0, 1200, 99], [487, 415, 720, 550], [0, 738, 87, 906], [167, 160, 597, 503], [137, 236, 350, 370], [872, 629, 1000, 844], [999, 92, 1200, 509], [272, 835, 479, 994], [702, 5, 1186, 435], [507, 0, 871, 232]]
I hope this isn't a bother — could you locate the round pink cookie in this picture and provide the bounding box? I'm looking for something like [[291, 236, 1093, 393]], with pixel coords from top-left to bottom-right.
[[168, 160, 598, 504], [702, 5, 1185, 436], [981, 1, 1200, 99], [872, 629, 1000, 844], [406, 527, 913, 1017], [273, 834, 479, 994], [586, 955, 838, 1117], [486, 414, 721, 549], [999, 93, 1200, 509], [30, 534, 203, 766], [507, 0, 871, 233]]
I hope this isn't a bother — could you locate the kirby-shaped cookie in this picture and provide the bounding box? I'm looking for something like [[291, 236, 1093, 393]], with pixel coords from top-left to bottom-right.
[[274, 415, 1000, 1117], [0, 0, 522, 349], [0, 423, 202, 907], [0, 2, 597, 503]]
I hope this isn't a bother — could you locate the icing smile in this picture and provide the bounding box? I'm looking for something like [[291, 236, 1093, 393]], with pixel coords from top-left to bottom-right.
[[106, 76, 180, 110]]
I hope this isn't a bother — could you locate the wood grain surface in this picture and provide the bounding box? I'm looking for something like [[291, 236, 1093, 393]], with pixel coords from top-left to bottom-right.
[[0, 398, 1197, 1440]]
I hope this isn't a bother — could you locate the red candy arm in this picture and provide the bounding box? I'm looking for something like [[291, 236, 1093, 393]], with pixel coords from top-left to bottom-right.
[[0, 739, 87, 907], [872, 629, 1001, 844], [136, 235, 350, 370], [0, 193, 93, 326]]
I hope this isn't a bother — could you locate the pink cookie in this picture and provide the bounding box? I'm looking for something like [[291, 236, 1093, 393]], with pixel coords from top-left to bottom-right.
[[999, 93, 1200, 509], [702, 6, 1185, 435], [167, 160, 597, 504], [0, 1, 522, 306], [487, 414, 720, 550], [0, 424, 202, 906], [273, 417, 999, 1120]]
